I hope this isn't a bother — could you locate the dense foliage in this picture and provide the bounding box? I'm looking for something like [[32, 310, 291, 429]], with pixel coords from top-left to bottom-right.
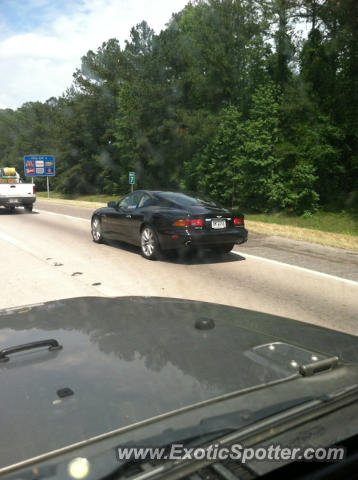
[[0, 0, 357, 213]]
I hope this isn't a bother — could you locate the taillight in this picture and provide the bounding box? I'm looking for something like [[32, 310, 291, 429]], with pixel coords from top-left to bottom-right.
[[173, 218, 203, 227], [233, 217, 244, 226], [33, 185, 36, 194], [190, 218, 203, 227]]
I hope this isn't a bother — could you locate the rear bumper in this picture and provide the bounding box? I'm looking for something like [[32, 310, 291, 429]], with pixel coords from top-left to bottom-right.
[[158, 227, 248, 250], [0, 196, 36, 207]]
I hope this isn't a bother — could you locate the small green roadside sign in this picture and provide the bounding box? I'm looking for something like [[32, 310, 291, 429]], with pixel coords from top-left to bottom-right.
[[129, 171, 135, 185]]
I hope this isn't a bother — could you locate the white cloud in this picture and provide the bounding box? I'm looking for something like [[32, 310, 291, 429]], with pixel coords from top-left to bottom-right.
[[0, 0, 188, 109]]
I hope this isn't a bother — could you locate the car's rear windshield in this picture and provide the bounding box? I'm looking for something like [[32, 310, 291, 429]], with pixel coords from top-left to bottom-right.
[[158, 192, 223, 208]]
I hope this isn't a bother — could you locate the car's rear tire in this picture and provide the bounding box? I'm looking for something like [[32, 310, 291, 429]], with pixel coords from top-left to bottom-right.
[[24, 204, 33, 213], [91, 216, 104, 243], [212, 243, 235, 254], [141, 226, 161, 260]]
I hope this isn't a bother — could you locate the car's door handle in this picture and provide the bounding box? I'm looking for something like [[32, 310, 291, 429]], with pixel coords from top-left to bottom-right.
[[0, 339, 63, 363], [125, 214, 131, 218]]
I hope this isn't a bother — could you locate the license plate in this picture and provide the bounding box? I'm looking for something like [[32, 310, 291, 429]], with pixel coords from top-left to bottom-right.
[[212, 219, 226, 229], [9, 199, 17, 203]]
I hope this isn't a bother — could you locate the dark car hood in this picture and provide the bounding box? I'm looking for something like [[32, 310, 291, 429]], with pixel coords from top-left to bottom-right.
[[0, 296, 357, 470]]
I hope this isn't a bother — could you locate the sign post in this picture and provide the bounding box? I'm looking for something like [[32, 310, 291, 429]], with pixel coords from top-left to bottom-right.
[[129, 171, 135, 193], [24, 155, 55, 198]]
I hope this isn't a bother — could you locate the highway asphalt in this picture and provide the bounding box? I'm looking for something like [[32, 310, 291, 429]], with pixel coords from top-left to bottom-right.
[[0, 201, 357, 336]]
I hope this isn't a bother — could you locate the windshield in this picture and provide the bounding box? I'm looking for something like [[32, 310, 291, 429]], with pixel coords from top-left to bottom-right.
[[0, 0, 357, 478]]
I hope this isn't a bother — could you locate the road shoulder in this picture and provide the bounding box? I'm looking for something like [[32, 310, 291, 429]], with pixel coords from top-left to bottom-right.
[[246, 220, 358, 252], [236, 233, 358, 282]]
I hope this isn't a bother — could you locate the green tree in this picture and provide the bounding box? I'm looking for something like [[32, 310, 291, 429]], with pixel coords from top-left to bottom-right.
[[237, 82, 284, 211], [269, 0, 296, 88], [184, 105, 245, 206]]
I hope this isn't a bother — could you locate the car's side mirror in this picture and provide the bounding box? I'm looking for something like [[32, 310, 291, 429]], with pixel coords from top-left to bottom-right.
[[107, 201, 117, 209]]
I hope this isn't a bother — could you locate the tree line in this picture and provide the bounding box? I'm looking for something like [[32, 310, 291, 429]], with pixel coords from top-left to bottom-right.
[[0, 0, 357, 214]]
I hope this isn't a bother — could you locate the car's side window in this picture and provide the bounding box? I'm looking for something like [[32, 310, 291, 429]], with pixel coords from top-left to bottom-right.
[[119, 192, 143, 210], [118, 194, 132, 209], [138, 194, 153, 208]]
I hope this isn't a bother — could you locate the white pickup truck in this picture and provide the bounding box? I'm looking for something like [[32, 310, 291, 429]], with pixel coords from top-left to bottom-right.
[[0, 168, 36, 212]]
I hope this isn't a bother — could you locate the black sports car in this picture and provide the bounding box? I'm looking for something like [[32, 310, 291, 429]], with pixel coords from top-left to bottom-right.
[[91, 190, 248, 259]]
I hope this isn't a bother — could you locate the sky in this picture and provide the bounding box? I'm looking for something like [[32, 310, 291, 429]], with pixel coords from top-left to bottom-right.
[[0, 0, 189, 110]]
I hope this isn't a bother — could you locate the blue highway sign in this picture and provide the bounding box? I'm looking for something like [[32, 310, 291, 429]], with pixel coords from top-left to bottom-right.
[[24, 155, 55, 177]]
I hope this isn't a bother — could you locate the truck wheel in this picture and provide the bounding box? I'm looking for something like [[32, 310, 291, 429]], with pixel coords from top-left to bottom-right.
[[24, 204, 33, 213]]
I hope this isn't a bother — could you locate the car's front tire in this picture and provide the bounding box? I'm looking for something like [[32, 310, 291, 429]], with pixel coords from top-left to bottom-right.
[[141, 226, 160, 260], [91, 216, 104, 243]]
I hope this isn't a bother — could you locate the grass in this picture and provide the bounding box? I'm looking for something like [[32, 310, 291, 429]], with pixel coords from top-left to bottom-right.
[[36, 192, 120, 209], [37, 192, 120, 203], [244, 210, 358, 251], [245, 210, 358, 237], [245, 220, 358, 251]]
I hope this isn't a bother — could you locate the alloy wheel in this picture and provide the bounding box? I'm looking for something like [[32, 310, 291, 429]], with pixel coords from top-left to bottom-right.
[[92, 218, 102, 242], [141, 227, 155, 258]]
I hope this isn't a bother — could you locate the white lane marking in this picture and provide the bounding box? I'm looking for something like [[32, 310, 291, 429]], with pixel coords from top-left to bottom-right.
[[0, 231, 35, 255], [34, 209, 90, 222], [233, 250, 358, 287]]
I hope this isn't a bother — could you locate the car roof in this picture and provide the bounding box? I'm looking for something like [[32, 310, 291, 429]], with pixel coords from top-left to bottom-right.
[[128, 190, 182, 197]]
